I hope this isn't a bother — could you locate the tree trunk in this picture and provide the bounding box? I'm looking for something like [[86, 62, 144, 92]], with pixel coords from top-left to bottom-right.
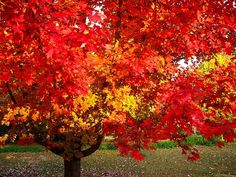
[[64, 158, 81, 177]]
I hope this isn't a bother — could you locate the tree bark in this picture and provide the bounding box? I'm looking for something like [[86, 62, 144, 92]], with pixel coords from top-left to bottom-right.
[[64, 158, 81, 177]]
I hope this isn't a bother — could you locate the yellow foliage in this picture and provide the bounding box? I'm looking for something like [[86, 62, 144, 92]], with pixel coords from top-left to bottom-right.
[[71, 111, 98, 130], [109, 111, 126, 123], [2, 107, 30, 126], [114, 40, 119, 50], [197, 53, 233, 74], [52, 103, 63, 114], [32, 112, 39, 121], [74, 90, 97, 112], [0, 134, 8, 146], [104, 86, 139, 118], [121, 95, 138, 116]]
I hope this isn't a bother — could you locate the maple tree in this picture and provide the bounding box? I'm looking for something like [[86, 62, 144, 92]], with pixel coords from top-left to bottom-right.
[[0, 0, 236, 177]]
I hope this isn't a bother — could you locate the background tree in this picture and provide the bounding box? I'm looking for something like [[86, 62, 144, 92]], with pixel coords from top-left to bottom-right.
[[0, 0, 236, 177]]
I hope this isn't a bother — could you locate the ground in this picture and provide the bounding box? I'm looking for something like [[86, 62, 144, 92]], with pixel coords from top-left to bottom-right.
[[0, 145, 235, 177]]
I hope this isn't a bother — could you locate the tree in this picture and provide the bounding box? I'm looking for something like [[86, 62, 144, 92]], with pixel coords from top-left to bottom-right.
[[0, 0, 236, 177]]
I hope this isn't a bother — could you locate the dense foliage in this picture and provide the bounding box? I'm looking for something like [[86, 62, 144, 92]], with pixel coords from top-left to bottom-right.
[[0, 0, 235, 166]]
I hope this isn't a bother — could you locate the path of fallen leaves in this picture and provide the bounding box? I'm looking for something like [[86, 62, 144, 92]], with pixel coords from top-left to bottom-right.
[[0, 152, 127, 177], [0, 165, 126, 177], [0, 145, 236, 177]]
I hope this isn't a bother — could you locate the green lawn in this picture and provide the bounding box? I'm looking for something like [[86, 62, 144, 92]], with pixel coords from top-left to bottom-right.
[[0, 135, 224, 153], [0, 144, 235, 177]]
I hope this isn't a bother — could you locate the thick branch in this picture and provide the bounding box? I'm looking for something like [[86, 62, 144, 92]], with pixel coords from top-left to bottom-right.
[[32, 126, 47, 146], [49, 144, 65, 156], [5, 82, 17, 105], [81, 134, 104, 157], [114, 0, 123, 42], [29, 8, 43, 50]]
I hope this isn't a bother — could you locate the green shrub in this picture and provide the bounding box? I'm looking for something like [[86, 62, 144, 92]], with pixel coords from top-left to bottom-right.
[[99, 142, 117, 150], [186, 135, 222, 146], [0, 145, 44, 153], [153, 141, 178, 149]]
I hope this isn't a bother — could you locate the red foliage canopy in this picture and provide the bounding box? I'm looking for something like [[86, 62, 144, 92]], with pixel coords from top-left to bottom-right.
[[0, 0, 236, 160]]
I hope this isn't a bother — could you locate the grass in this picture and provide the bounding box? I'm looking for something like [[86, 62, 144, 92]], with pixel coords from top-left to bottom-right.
[[0, 144, 45, 153], [0, 135, 225, 153], [0, 144, 235, 177]]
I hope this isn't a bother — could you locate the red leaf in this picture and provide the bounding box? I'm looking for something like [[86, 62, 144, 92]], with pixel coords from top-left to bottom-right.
[[46, 49, 54, 59], [217, 142, 224, 148]]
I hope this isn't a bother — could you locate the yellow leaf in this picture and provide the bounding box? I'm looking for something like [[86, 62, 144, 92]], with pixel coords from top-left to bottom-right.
[[151, 2, 156, 10], [32, 112, 39, 121], [72, 112, 78, 121], [114, 40, 119, 50], [0, 134, 8, 145], [112, 102, 123, 111], [70, 123, 75, 128], [83, 29, 89, 35]]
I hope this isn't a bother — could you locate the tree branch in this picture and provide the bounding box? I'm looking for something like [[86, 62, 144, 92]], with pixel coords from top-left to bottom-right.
[[5, 82, 17, 105], [114, 0, 123, 43], [81, 134, 104, 157]]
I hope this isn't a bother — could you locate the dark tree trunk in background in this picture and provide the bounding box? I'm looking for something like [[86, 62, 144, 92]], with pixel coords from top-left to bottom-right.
[[64, 158, 81, 177]]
